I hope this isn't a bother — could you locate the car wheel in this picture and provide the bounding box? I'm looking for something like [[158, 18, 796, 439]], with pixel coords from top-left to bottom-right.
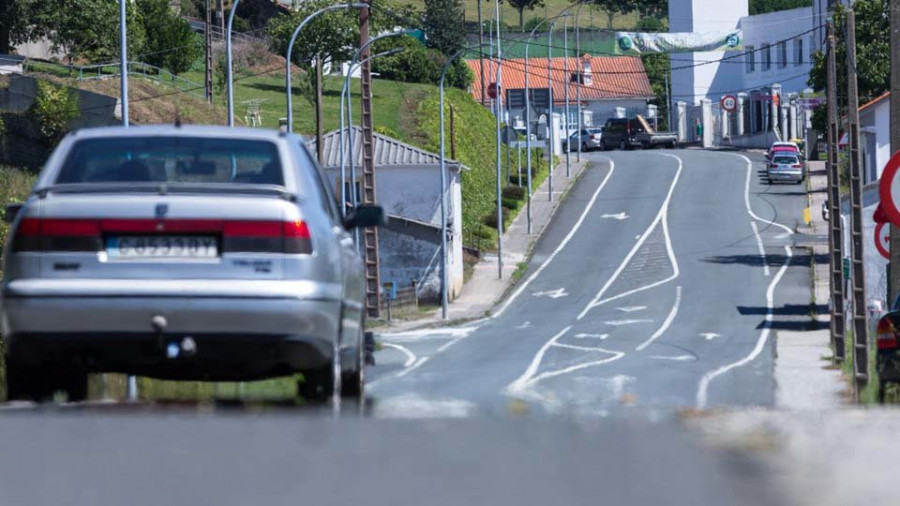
[[341, 328, 365, 398], [599, 140, 607, 151], [582, 142, 589, 153], [878, 380, 887, 404], [299, 360, 337, 404], [4, 358, 87, 403], [619, 140, 627, 150], [767, 178, 773, 184]]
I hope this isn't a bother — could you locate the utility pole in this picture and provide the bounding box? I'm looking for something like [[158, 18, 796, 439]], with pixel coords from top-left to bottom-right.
[[360, 0, 381, 318], [205, 0, 214, 103], [315, 58, 324, 163], [845, 9, 869, 394], [478, 0, 486, 106], [888, 0, 900, 306], [216, 0, 225, 36], [826, 19, 846, 362]]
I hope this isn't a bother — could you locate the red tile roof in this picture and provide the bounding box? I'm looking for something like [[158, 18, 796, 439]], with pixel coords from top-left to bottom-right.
[[466, 55, 654, 105], [859, 91, 890, 113]]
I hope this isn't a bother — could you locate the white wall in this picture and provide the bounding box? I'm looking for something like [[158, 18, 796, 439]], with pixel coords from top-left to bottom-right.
[[860, 98, 891, 186], [740, 7, 816, 97]]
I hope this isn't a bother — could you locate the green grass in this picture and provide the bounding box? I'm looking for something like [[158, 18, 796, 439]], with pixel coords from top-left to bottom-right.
[[135, 376, 298, 402], [0, 165, 38, 276], [511, 261, 527, 282]]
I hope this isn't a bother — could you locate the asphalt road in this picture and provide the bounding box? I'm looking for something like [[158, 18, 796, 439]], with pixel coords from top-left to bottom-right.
[[0, 149, 812, 506], [369, 149, 813, 417]]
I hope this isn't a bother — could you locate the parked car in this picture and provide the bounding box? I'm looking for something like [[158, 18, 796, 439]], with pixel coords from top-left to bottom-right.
[[875, 311, 900, 402], [766, 152, 805, 184], [1, 125, 382, 403], [563, 127, 604, 152], [766, 141, 802, 160], [600, 117, 677, 150]]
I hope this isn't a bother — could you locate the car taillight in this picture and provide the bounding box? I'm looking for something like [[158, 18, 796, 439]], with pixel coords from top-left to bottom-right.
[[12, 218, 101, 252], [876, 316, 899, 350], [770, 163, 778, 169], [13, 218, 312, 255], [792, 163, 801, 168], [222, 219, 312, 255]]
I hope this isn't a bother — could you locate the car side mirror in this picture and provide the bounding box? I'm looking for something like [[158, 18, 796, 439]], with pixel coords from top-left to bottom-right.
[[343, 205, 386, 230], [3, 203, 23, 224]]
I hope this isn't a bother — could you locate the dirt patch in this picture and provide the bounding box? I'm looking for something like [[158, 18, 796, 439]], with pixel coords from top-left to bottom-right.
[[398, 87, 429, 146]]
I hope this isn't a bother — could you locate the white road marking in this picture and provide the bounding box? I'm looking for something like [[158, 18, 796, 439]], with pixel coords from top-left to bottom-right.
[[437, 338, 463, 353], [701, 332, 721, 340], [553, 342, 619, 352], [532, 288, 569, 299], [524, 349, 625, 387], [601, 212, 629, 220], [491, 158, 616, 319], [696, 245, 792, 409], [635, 286, 682, 351], [609, 375, 636, 400], [505, 326, 573, 394], [649, 355, 695, 362], [516, 321, 532, 329], [750, 220, 771, 276], [735, 154, 795, 236], [574, 333, 609, 339], [604, 319, 653, 326], [381, 343, 417, 368], [578, 153, 683, 319], [617, 306, 647, 312], [397, 356, 431, 378], [378, 326, 479, 341]]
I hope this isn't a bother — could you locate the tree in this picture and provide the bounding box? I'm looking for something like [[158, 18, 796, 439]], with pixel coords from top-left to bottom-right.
[[636, 16, 670, 129], [807, 0, 889, 130], [593, 0, 665, 29], [424, 0, 465, 56], [0, 0, 32, 54], [31, 0, 146, 64], [31, 79, 79, 145], [137, 0, 201, 75], [749, 0, 812, 15], [503, 0, 545, 29]]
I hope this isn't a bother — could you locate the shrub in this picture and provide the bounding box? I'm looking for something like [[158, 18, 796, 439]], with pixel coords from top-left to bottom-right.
[[31, 80, 79, 145], [481, 208, 510, 229], [501, 197, 519, 210], [138, 0, 203, 75], [371, 35, 472, 89], [524, 16, 546, 32], [502, 185, 526, 200]]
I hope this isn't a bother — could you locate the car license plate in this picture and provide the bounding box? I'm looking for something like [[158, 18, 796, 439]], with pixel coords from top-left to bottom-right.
[[106, 236, 218, 259]]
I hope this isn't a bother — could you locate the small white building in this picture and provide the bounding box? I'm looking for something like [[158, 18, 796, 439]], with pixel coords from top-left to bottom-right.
[[0, 54, 24, 75], [310, 128, 465, 301], [858, 92, 890, 186]]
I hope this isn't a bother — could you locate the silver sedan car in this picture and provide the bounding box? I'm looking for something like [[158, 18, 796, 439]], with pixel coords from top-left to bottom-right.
[[1, 125, 381, 402]]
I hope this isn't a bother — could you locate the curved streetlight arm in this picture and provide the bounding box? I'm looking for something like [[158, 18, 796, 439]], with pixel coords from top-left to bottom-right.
[[285, 3, 369, 133], [226, 0, 240, 127]]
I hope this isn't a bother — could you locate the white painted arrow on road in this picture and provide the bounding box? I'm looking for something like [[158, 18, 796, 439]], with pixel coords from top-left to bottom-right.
[[533, 288, 569, 299], [574, 333, 609, 339], [700, 333, 721, 340], [601, 212, 629, 220], [617, 306, 647, 313]]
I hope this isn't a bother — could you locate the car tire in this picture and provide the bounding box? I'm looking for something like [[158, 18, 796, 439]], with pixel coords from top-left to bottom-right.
[[299, 361, 337, 404], [340, 328, 365, 399], [4, 358, 87, 403], [599, 140, 607, 151], [619, 140, 627, 150], [582, 142, 589, 153], [878, 380, 887, 403], [767, 178, 773, 184]]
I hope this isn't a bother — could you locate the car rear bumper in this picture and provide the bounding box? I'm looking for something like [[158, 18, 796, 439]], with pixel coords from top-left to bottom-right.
[[767, 170, 803, 181], [1, 282, 343, 379], [877, 350, 900, 382]]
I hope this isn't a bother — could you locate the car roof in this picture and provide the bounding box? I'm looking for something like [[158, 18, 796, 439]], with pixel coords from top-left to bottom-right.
[[771, 142, 798, 148], [67, 124, 305, 143]]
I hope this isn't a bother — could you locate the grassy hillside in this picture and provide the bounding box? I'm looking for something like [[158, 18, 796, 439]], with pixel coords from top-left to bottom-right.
[[386, 0, 641, 29]]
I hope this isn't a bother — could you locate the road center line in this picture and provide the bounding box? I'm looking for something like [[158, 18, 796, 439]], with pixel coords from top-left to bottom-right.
[[381, 343, 417, 368], [578, 153, 683, 319], [696, 245, 793, 409], [750, 221, 771, 276], [635, 286, 682, 351]]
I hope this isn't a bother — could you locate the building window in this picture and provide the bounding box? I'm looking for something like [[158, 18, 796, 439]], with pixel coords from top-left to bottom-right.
[[809, 35, 815, 61], [745, 45, 756, 73], [779, 41, 788, 68], [794, 38, 804, 66], [763, 44, 771, 71]]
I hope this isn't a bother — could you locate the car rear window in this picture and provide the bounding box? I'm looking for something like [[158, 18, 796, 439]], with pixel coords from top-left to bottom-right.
[[773, 156, 799, 165], [55, 136, 285, 186]]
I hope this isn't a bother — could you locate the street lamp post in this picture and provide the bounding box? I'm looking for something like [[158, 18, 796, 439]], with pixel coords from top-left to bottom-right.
[[285, 3, 368, 133], [226, 0, 240, 126], [493, 0, 503, 280], [120, 0, 128, 127], [563, 15, 571, 178], [547, 20, 555, 202], [574, 1, 588, 163]]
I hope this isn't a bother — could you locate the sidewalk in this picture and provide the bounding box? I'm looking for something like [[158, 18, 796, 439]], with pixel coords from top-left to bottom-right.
[[376, 157, 588, 331], [775, 160, 845, 408]]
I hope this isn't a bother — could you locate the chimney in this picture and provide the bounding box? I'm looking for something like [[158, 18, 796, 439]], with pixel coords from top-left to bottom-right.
[[581, 55, 593, 86]]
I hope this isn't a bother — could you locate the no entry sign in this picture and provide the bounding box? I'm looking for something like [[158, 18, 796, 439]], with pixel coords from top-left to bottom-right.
[[879, 150, 900, 225], [876, 222, 890, 260]]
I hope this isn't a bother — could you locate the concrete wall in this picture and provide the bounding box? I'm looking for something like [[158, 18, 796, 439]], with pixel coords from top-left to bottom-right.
[[322, 163, 464, 300]]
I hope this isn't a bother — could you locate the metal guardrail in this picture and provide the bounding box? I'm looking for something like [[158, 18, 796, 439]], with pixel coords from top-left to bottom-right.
[[185, 17, 266, 44]]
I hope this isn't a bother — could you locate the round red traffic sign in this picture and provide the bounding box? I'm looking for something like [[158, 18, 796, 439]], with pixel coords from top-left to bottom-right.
[[487, 82, 500, 99], [876, 222, 890, 259], [878, 150, 900, 225], [720, 94, 737, 112]]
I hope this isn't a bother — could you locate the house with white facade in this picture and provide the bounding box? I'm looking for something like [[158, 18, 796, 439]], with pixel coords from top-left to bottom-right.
[[858, 92, 890, 186]]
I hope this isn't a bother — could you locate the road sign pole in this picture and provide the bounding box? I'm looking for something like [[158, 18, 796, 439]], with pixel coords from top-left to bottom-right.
[[889, 0, 900, 307], [846, 9, 869, 393], [826, 19, 846, 362]]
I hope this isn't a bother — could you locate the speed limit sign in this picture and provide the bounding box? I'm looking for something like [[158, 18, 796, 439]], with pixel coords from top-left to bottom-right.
[[876, 222, 890, 259], [879, 150, 900, 225], [720, 94, 737, 112]]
